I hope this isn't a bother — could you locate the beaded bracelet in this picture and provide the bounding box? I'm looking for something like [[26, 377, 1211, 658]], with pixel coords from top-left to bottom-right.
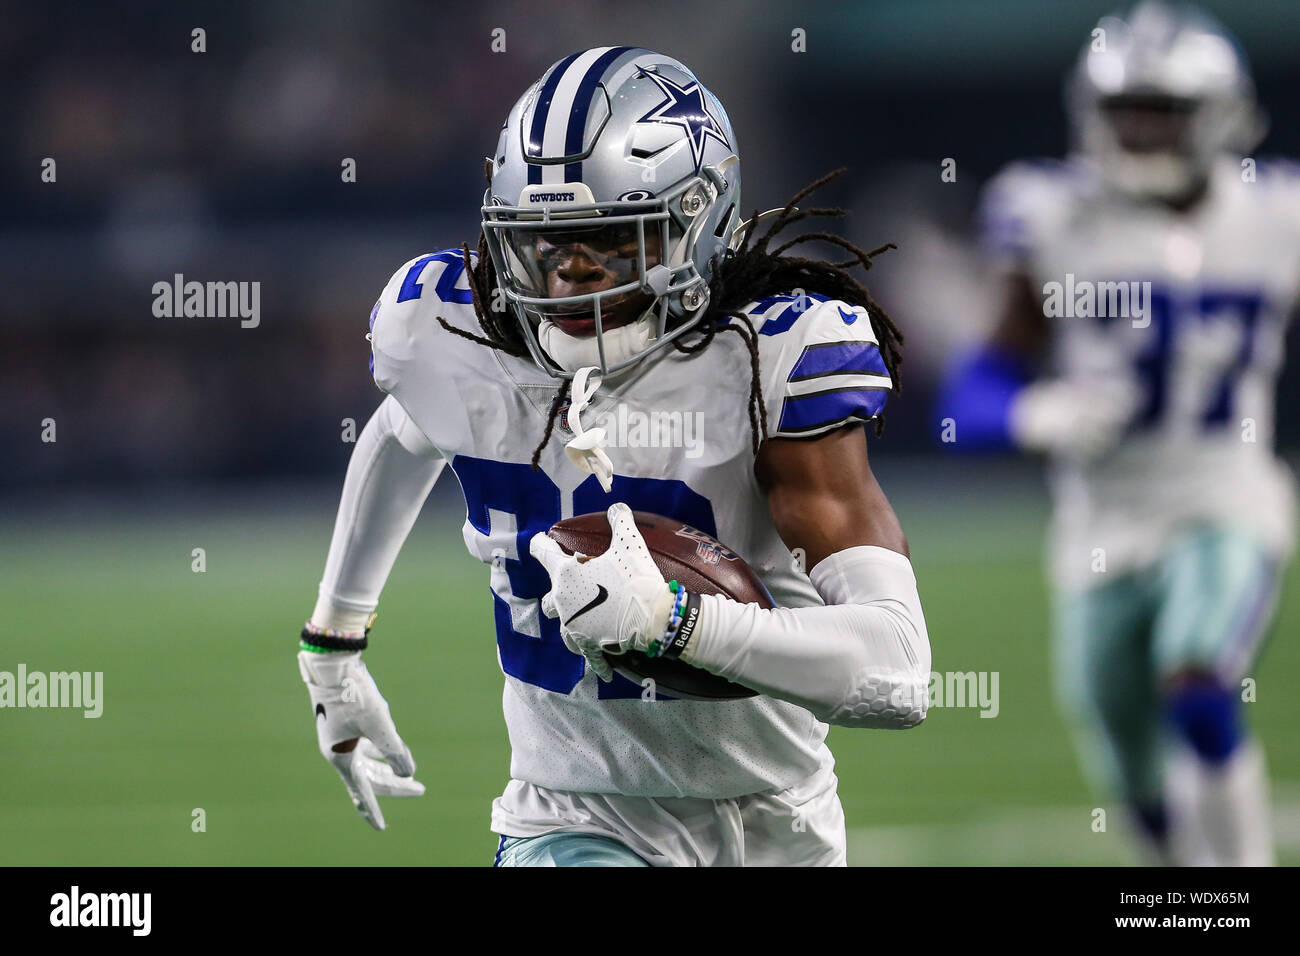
[[299, 620, 370, 653], [646, 581, 688, 659]]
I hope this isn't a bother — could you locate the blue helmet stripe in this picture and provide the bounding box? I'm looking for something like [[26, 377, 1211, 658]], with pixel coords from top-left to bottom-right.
[[526, 51, 582, 183], [563, 46, 639, 182]]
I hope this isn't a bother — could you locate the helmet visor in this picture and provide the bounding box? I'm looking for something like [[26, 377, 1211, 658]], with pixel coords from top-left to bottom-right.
[[1100, 93, 1197, 155], [498, 220, 664, 303]]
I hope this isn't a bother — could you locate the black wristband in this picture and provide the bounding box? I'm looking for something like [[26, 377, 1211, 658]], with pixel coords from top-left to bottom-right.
[[661, 591, 702, 661], [299, 626, 369, 652]]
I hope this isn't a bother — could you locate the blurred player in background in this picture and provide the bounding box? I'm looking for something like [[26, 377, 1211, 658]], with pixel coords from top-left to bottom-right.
[[940, 1, 1295, 864], [297, 48, 931, 866]]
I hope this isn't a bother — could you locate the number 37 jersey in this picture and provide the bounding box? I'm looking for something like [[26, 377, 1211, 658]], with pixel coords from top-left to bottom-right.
[[981, 157, 1300, 590], [367, 249, 895, 798]]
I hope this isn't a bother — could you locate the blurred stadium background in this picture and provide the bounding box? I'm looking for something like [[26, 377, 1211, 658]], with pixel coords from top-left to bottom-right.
[[2, 0, 1297, 865]]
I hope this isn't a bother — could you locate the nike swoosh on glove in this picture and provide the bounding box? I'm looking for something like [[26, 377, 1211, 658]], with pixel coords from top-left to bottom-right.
[[529, 502, 676, 682], [298, 650, 424, 830]]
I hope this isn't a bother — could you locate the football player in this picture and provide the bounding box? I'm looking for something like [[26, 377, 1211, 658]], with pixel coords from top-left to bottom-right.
[[939, 2, 1295, 864], [298, 47, 932, 866]]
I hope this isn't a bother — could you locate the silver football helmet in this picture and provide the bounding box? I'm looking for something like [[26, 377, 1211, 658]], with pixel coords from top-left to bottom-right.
[[481, 47, 742, 378], [1067, 1, 1266, 200]]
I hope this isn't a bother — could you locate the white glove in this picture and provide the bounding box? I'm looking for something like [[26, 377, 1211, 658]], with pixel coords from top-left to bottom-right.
[[1008, 377, 1141, 460], [529, 503, 677, 682], [298, 649, 424, 830]]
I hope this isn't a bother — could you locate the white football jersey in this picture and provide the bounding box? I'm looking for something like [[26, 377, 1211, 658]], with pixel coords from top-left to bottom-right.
[[981, 156, 1300, 590], [368, 249, 894, 798]]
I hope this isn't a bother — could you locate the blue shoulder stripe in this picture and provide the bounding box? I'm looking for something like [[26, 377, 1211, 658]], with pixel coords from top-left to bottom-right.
[[788, 341, 888, 382], [777, 386, 889, 434]]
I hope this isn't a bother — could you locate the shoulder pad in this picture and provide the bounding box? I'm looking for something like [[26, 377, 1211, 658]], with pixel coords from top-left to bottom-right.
[[1250, 157, 1300, 219], [369, 249, 477, 390], [978, 158, 1086, 269], [731, 294, 893, 440], [1251, 156, 1300, 185]]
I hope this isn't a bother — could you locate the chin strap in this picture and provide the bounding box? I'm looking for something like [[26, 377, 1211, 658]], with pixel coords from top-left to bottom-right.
[[538, 313, 657, 374], [563, 366, 615, 492]]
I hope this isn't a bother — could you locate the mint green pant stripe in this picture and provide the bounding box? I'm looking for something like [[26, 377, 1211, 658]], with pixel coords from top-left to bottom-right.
[[1054, 574, 1163, 804], [1052, 525, 1286, 805], [493, 832, 651, 867], [1152, 527, 1282, 681]]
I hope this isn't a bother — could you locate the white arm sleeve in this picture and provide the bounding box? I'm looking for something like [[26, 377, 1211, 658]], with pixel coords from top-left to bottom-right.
[[310, 394, 446, 633], [681, 546, 931, 728]]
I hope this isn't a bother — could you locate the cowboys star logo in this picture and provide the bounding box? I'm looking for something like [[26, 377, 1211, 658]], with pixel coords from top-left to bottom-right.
[[635, 70, 731, 171]]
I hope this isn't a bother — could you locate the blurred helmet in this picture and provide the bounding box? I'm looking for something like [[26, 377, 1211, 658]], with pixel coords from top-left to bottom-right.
[[1067, 1, 1265, 200], [482, 47, 741, 378]]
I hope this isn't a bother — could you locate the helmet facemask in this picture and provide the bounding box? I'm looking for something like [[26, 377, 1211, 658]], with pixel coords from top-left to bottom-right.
[[482, 170, 731, 378], [1088, 92, 1204, 199]]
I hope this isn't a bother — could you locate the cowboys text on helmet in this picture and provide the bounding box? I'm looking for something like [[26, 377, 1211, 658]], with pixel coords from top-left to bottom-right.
[[482, 47, 743, 377]]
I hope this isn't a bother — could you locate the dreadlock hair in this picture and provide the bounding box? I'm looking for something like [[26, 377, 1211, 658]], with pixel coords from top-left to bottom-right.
[[438, 167, 904, 470]]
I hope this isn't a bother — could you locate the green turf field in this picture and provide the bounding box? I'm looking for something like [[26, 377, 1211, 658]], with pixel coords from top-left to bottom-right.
[[2, 460, 1296, 865]]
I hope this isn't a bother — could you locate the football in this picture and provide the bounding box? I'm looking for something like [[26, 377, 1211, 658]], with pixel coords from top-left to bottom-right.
[[545, 511, 774, 700]]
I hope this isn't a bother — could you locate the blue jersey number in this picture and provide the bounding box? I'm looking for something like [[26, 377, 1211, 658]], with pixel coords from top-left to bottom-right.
[[453, 455, 716, 700], [396, 250, 474, 305], [1126, 285, 1266, 430]]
